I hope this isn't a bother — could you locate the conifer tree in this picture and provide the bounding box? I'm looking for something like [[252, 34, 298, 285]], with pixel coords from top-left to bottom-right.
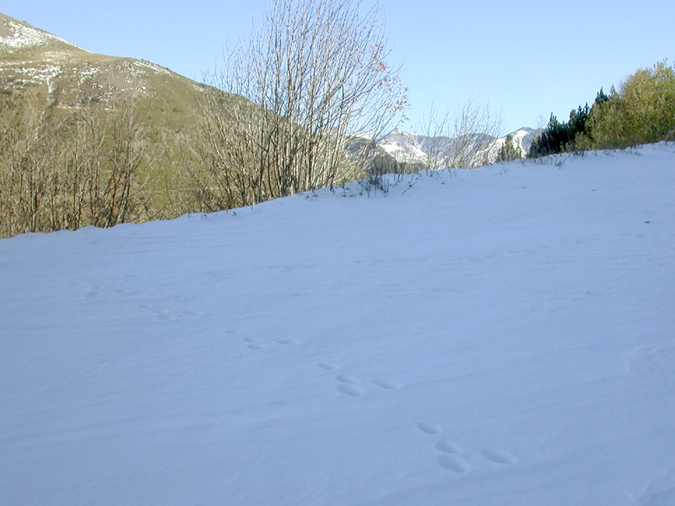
[[528, 88, 610, 158]]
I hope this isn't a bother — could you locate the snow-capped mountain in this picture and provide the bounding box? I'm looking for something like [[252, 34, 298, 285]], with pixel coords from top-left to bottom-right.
[[379, 127, 542, 167], [479, 127, 542, 162], [377, 130, 432, 164]]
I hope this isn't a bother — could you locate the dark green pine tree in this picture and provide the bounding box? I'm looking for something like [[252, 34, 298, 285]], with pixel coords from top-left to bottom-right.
[[528, 87, 611, 158], [528, 114, 564, 158], [595, 88, 610, 105]]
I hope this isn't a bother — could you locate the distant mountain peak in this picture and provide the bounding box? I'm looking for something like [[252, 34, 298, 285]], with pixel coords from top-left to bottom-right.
[[377, 127, 542, 167]]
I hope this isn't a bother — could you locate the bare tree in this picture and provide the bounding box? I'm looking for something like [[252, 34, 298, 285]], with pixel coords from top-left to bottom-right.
[[0, 94, 149, 238], [191, 0, 407, 211], [417, 101, 502, 170], [0, 92, 59, 235], [80, 102, 148, 228]]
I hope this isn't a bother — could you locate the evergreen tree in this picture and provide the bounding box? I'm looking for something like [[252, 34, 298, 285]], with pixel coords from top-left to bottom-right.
[[528, 88, 610, 158], [583, 62, 675, 149], [530, 62, 674, 156], [595, 88, 610, 105]]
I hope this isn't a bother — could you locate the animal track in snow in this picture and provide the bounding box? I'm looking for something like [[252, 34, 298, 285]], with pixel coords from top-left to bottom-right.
[[337, 384, 364, 397], [435, 439, 464, 455], [481, 449, 518, 465], [336, 374, 359, 385], [319, 365, 400, 399], [334, 374, 366, 397], [437, 454, 471, 473], [416, 422, 442, 435], [372, 379, 400, 390], [413, 421, 517, 475]]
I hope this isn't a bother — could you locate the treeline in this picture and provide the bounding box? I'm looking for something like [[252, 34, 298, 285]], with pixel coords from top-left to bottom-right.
[[0, 93, 152, 237], [528, 61, 675, 158], [0, 0, 403, 238], [1, 4, 673, 239]]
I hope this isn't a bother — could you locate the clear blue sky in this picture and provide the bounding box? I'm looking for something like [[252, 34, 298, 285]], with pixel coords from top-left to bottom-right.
[[3, 0, 673, 132]]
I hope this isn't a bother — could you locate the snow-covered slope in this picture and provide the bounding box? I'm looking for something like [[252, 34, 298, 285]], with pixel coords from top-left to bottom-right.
[[380, 127, 541, 166], [2, 144, 675, 506]]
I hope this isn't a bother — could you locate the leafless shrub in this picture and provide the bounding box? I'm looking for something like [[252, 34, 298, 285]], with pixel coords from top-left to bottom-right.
[[418, 102, 502, 169], [0, 94, 149, 238], [190, 0, 407, 211]]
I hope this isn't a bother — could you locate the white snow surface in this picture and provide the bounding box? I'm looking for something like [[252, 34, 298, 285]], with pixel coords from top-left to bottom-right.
[[2, 144, 675, 506]]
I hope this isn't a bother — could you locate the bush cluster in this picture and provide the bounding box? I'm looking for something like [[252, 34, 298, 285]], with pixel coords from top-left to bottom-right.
[[529, 61, 675, 158], [0, 93, 150, 237]]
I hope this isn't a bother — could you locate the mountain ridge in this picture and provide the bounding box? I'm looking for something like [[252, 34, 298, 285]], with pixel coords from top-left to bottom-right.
[[2, 12, 542, 170], [378, 127, 542, 167], [0, 11, 208, 133]]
